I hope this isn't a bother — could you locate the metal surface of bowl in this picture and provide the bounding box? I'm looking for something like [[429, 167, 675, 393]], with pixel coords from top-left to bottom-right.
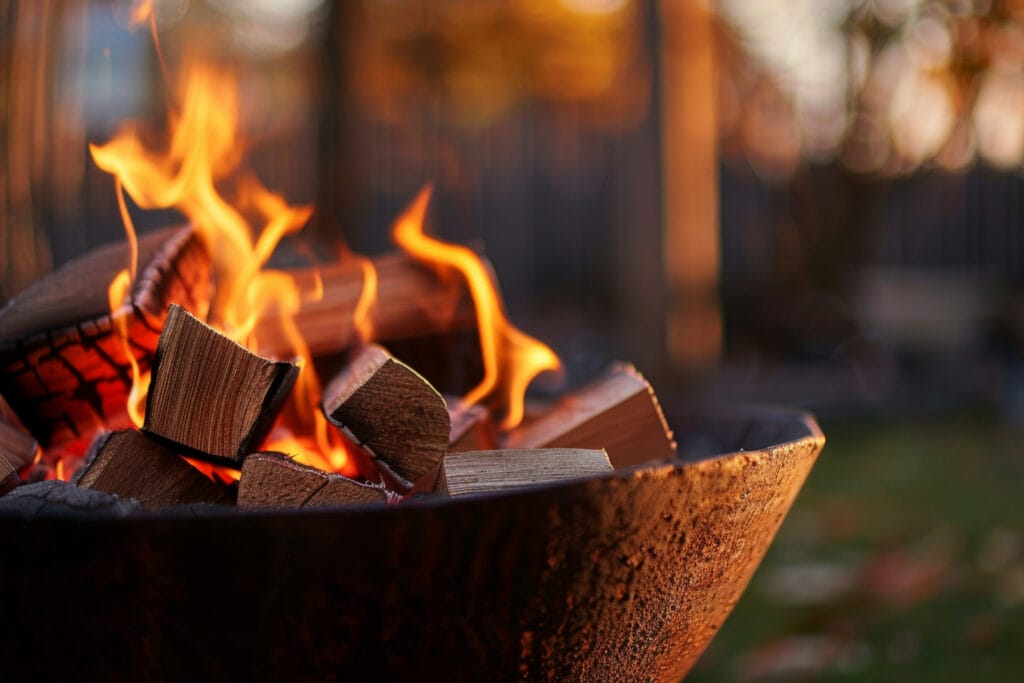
[[0, 408, 823, 681]]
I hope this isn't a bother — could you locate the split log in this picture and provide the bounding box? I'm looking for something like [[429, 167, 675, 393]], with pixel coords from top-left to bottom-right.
[[323, 343, 449, 488], [0, 417, 37, 471], [0, 226, 212, 448], [254, 252, 478, 360], [144, 305, 299, 464], [446, 397, 497, 453], [0, 454, 19, 496], [436, 448, 612, 497], [506, 363, 677, 469], [75, 430, 235, 509], [238, 452, 388, 509]]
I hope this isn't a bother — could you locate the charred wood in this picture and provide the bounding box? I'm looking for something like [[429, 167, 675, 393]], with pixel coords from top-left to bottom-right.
[[0, 226, 212, 448]]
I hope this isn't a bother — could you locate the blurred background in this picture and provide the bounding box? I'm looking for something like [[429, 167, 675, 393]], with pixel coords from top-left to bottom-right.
[[2, 0, 1023, 679]]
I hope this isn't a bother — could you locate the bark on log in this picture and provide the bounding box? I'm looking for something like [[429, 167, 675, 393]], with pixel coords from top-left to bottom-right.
[[323, 344, 449, 488], [238, 452, 388, 509], [506, 362, 677, 469], [144, 305, 299, 464], [75, 430, 235, 509], [0, 226, 212, 448], [436, 448, 612, 497]]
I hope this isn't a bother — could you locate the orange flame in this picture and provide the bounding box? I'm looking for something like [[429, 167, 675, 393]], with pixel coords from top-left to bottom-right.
[[353, 257, 378, 343], [106, 268, 149, 427], [90, 59, 356, 477], [392, 187, 560, 429], [129, 0, 170, 89]]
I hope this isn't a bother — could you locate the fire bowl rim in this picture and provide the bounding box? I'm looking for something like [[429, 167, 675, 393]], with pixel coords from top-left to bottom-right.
[[2, 406, 824, 521]]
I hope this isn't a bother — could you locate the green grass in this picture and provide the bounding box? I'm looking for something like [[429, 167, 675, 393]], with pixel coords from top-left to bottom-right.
[[686, 413, 1024, 682]]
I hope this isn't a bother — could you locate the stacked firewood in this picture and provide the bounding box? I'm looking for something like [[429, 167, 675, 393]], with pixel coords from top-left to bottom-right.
[[0, 229, 676, 512]]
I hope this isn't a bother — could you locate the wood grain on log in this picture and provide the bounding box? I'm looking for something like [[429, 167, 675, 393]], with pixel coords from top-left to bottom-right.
[[75, 430, 234, 509], [506, 362, 677, 468], [144, 305, 299, 464], [0, 226, 212, 448], [238, 452, 387, 509], [0, 454, 19, 495], [323, 344, 449, 488], [0, 417, 37, 471], [437, 448, 612, 497]]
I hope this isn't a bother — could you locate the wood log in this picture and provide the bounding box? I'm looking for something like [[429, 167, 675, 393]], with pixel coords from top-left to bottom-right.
[[75, 430, 235, 509], [506, 363, 677, 469], [446, 396, 497, 453], [0, 226, 212, 448], [0, 417, 37, 471], [0, 453, 20, 496], [254, 252, 478, 359], [238, 452, 388, 509], [144, 305, 299, 464], [323, 343, 449, 488], [436, 448, 612, 497]]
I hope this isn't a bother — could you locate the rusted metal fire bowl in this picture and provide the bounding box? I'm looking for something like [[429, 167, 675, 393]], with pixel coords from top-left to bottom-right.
[[0, 408, 822, 681]]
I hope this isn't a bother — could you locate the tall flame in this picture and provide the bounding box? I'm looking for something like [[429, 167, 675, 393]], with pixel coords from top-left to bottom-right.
[[352, 257, 378, 343], [107, 268, 149, 427], [392, 187, 560, 429], [90, 59, 356, 476]]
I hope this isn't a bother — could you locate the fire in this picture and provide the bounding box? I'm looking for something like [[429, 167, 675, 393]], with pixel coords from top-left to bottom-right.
[[106, 268, 149, 427], [392, 187, 560, 429], [90, 58, 356, 477], [83, 27, 555, 484], [353, 257, 378, 343]]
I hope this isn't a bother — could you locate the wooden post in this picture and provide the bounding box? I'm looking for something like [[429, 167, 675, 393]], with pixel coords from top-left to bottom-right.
[[659, 0, 722, 372]]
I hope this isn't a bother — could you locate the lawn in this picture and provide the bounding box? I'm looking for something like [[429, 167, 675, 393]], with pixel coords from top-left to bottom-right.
[[686, 413, 1024, 682]]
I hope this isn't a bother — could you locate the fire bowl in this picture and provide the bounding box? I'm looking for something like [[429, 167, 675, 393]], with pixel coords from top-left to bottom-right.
[[0, 408, 822, 681]]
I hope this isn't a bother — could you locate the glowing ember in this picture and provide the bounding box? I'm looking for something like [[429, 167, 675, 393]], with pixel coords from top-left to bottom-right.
[[392, 186, 561, 429]]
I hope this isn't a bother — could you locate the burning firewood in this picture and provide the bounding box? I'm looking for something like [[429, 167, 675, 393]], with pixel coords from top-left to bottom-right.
[[75, 430, 235, 509], [446, 396, 497, 453], [0, 417, 37, 472], [506, 363, 677, 469], [237, 452, 389, 509], [0, 454, 20, 496], [436, 448, 613, 497], [254, 252, 478, 360], [144, 304, 299, 464], [323, 343, 449, 488], [0, 226, 212, 448]]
